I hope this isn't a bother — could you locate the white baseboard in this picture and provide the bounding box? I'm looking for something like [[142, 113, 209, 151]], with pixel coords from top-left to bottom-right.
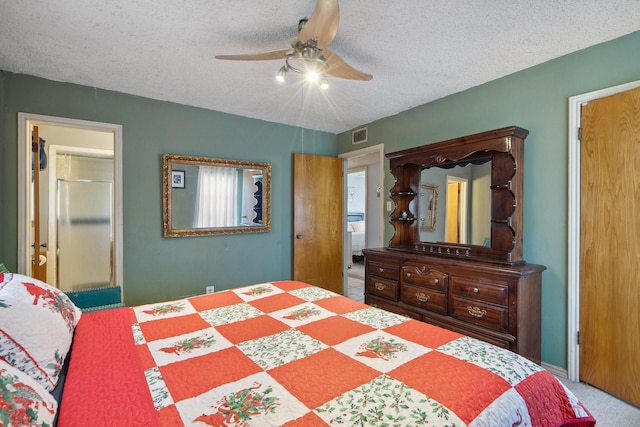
[[542, 362, 568, 379]]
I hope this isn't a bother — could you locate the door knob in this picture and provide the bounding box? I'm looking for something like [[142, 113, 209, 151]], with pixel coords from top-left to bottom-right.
[[296, 234, 303, 239]]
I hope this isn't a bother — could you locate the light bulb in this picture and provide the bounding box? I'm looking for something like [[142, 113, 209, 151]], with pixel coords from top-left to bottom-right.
[[319, 75, 328, 90]]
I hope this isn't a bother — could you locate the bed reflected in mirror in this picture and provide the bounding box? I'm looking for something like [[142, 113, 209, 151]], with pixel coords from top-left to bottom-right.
[[162, 154, 271, 237]]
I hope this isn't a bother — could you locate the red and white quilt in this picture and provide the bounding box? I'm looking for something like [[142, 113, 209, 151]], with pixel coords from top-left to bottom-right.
[[59, 281, 595, 426]]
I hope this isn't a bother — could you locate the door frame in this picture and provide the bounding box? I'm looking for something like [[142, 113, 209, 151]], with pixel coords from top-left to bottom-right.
[[17, 113, 124, 289], [567, 79, 640, 381], [339, 144, 385, 286]]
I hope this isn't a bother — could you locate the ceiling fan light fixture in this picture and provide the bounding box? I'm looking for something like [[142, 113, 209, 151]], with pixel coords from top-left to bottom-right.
[[306, 69, 319, 83], [319, 75, 329, 90], [276, 66, 287, 83]]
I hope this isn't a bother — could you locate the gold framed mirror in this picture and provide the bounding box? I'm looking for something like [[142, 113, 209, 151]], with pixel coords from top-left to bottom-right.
[[162, 154, 271, 237], [419, 183, 438, 232]]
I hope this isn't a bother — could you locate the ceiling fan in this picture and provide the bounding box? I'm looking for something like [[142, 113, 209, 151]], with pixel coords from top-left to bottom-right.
[[215, 0, 372, 89]]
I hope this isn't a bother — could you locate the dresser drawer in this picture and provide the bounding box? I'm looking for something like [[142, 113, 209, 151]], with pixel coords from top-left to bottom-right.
[[366, 276, 399, 301], [450, 297, 508, 332], [367, 259, 401, 281], [401, 284, 447, 315], [451, 277, 508, 306], [401, 263, 448, 291], [366, 295, 422, 321]]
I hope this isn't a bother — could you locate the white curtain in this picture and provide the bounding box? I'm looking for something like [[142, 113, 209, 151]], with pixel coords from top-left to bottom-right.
[[193, 166, 238, 227]]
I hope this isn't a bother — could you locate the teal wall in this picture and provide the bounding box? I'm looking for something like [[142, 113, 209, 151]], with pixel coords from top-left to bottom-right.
[[0, 72, 336, 305], [336, 31, 640, 368]]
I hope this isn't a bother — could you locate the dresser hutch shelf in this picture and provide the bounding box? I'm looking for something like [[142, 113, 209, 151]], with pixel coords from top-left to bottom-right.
[[365, 126, 545, 364]]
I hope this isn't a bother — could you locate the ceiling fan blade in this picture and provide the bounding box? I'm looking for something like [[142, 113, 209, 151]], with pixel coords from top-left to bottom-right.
[[293, 0, 339, 49], [324, 49, 372, 81], [215, 49, 290, 61]]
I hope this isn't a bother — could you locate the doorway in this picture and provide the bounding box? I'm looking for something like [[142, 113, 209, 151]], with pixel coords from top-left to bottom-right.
[[340, 144, 385, 302], [444, 176, 469, 244], [568, 81, 640, 405], [17, 113, 123, 292]]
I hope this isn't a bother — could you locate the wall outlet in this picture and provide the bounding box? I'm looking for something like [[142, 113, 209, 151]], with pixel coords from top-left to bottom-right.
[[206, 285, 215, 294], [386, 201, 393, 212]]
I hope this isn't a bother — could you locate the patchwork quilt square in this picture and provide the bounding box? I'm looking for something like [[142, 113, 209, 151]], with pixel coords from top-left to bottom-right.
[[188, 291, 244, 312], [174, 371, 309, 426], [389, 350, 511, 423], [313, 294, 369, 313], [269, 301, 335, 327], [215, 314, 290, 344], [343, 306, 409, 329], [297, 315, 375, 346], [133, 299, 196, 322], [315, 374, 466, 426], [237, 329, 327, 371], [159, 347, 261, 403], [137, 312, 211, 342], [232, 282, 283, 302], [333, 330, 431, 373], [269, 348, 380, 409]]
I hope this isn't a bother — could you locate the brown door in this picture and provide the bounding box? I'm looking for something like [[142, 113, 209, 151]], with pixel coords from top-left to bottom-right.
[[579, 86, 640, 406], [31, 125, 47, 282], [292, 153, 343, 294], [446, 181, 460, 242]]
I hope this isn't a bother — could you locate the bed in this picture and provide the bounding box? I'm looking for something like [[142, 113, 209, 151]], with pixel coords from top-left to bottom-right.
[[0, 272, 595, 426], [347, 212, 366, 260]]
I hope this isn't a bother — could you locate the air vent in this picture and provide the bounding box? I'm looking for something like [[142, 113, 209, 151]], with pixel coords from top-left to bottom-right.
[[352, 127, 368, 145]]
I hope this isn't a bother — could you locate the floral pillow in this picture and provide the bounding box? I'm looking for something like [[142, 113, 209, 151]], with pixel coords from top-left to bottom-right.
[[0, 273, 82, 391], [0, 359, 58, 426]]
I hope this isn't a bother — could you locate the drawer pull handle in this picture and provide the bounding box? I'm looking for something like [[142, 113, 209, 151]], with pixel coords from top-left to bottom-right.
[[374, 282, 386, 291], [472, 287, 479, 293], [415, 292, 430, 303], [378, 267, 384, 273], [432, 278, 440, 285], [406, 272, 412, 278], [467, 306, 486, 318]]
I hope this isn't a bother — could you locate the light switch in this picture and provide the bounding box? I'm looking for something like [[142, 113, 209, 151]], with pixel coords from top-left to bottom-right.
[[386, 201, 393, 211]]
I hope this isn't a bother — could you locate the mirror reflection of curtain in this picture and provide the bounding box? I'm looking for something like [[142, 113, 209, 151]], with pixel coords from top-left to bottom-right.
[[193, 166, 238, 227]]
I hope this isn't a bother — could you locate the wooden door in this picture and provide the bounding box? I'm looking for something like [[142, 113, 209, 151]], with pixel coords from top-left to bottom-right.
[[293, 153, 343, 294], [446, 181, 460, 242], [579, 86, 640, 405], [31, 125, 47, 282]]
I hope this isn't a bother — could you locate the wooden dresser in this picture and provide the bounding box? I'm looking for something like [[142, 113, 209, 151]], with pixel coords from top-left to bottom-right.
[[364, 248, 544, 364], [366, 126, 546, 364]]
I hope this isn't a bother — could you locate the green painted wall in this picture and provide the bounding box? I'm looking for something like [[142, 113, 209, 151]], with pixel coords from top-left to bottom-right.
[[0, 72, 336, 305], [336, 30, 640, 368]]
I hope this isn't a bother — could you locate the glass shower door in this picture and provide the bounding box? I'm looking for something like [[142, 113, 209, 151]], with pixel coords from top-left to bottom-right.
[[57, 179, 113, 292]]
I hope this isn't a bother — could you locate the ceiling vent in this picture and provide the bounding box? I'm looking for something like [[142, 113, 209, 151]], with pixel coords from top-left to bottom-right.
[[352, 127, 368, 145]]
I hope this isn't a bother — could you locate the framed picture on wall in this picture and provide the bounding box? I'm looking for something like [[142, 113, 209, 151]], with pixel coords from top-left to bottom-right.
[[171, 170, 185, 188]]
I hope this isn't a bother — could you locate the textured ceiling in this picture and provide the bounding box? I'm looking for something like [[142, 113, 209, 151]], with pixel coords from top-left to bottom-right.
[[1, 1, 639, 134]]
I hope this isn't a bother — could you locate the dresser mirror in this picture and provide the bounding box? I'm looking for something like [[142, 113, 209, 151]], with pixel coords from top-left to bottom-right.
[[386, 126, 529, 264], [162, 154, 271, 237], [419, 160, 491, 245]]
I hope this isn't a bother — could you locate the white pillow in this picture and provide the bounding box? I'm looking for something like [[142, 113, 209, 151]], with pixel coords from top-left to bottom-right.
[[0, 273, 82, 391], [351, 220, 365, 232], [0, 359, 58, 426]]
